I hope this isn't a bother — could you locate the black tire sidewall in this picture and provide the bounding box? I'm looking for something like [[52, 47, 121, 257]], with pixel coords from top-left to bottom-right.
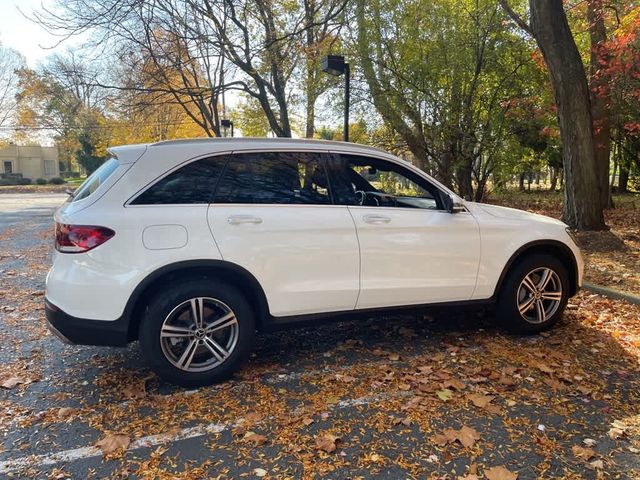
[[139, 280, 255, 387], [497, 253, 570, 334]]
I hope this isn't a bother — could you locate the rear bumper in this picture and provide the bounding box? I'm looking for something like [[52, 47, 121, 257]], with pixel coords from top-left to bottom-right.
[[45, 298, 130, 347]]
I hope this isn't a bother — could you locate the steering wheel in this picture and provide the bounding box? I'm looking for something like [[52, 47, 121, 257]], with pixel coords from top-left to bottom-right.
[[355, 190, 366, 206]]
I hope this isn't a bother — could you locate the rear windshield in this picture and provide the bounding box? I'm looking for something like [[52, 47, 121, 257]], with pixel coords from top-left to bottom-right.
[[72, 158, 119, 202]]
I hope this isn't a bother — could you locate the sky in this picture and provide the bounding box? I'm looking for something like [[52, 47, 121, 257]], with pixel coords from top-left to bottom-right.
[[0, 0, 73, 67]]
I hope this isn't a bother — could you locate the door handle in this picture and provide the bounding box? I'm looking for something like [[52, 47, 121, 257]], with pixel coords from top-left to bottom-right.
[[362, 214, 391, 224], [227, 215, 263, 225]]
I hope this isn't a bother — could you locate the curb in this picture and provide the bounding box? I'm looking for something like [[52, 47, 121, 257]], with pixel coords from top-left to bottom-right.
[[582, 281, 640, 305]]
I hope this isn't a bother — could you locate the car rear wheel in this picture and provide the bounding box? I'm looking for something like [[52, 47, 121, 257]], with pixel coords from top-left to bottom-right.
[[496, 253, 569, 334], [139, 280, 255, 387]]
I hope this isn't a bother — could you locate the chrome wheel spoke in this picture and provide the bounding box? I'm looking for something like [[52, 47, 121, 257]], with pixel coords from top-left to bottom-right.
[[203, 336, 230, 363], [537, 268, 553, 290], [518, 295, 536, 315], [536, 299, 546, 323], [176, 339, 198, 370], [205, 312, 237, 333], [521, 275, 537, 293], [190, 297, 205, 329], [541, 291, 562, 301], [160, 325, 193, 339]]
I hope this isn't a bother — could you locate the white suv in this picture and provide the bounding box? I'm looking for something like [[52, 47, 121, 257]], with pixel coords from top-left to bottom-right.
[[45, 138, 583, 386]]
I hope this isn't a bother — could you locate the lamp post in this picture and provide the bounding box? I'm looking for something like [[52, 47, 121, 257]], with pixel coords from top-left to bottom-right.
[[221, 118, 234, 137], [321, 55, 350, 142]]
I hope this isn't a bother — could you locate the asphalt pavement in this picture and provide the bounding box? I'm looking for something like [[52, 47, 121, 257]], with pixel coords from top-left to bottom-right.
[[0, 193, 638, 479]]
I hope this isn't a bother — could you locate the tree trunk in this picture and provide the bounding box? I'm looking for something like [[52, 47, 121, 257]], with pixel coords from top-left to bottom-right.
[[618, 162, 629, 193], [519, 172, 525, 191], [550, 167, 558, 191], [455, 162, 474, 200], [588, 0, 612, 209], [529, 0, 606, 230]]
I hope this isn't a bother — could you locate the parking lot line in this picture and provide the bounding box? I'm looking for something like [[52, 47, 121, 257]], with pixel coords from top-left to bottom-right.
[[0, 391, 408, 474]]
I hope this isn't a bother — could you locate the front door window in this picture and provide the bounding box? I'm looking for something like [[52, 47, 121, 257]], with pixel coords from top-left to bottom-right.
[[328, 154, 443, 210]]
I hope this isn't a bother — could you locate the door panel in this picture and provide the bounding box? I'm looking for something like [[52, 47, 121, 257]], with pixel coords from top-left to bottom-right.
[[208, 204, 359, 316], [326, 152, 481, 309], [207, 151, 360, 317], [349, 206, 480, 308]]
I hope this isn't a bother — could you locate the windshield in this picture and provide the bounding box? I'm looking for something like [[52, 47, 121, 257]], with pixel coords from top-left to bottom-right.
[[72, 158, 119, 202]]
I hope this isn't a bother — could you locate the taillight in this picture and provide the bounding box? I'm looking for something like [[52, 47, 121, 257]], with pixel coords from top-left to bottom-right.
[[55, 223, 115, 253]]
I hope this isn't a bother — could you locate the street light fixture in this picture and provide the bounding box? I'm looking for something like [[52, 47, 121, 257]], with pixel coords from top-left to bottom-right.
[[221, 118, 234, 137], [321, 54, 350, 142]]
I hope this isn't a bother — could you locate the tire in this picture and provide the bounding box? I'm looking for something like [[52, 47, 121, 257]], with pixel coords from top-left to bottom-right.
[[496, 253, 569, 334], [139, 280, 255, 387]]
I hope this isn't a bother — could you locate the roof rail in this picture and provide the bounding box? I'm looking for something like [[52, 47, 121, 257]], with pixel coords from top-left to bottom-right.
[[149, 137, 390, 155]]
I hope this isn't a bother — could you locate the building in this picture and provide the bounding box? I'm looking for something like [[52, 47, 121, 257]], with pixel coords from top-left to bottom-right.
[[0, 145, 60, 180]]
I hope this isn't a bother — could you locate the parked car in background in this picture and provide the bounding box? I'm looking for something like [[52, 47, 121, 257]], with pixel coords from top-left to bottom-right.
[[45, 138, 583, 386]]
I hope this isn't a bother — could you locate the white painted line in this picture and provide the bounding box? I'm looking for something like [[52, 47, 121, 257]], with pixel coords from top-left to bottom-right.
[[0, 390, 409, 474]]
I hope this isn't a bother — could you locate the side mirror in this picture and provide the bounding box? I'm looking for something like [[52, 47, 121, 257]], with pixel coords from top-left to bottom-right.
[[443, 194, 465, 213]]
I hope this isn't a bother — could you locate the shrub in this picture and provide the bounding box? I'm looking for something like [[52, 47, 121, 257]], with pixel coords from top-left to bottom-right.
[[18, 178, 32, 185], [0, 179, 13, 186], [35, 178, 48, 185], [48, 177, 65, 185]]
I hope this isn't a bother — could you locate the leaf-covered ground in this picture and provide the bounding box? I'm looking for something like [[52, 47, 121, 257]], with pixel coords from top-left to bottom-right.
[[0, 193, 639, 479], [491, 192, 640, 296]]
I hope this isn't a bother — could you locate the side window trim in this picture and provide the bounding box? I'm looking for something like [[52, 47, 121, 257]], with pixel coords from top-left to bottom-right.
[[329, 152, 447, 211], [126, 152, 231, 206]]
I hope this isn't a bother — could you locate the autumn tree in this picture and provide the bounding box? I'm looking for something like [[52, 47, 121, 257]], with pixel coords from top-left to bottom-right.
[[0, 43, 25, 132], [356, 0, 537, 200], [500, 0, 607, 230]]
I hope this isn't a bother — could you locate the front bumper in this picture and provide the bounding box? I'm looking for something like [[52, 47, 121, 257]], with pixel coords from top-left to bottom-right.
[[45, 298, 130, 347]]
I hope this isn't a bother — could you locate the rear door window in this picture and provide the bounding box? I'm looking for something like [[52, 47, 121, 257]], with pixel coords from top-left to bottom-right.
[[214, 152, 331, 205], [131, 156, 227, 205]]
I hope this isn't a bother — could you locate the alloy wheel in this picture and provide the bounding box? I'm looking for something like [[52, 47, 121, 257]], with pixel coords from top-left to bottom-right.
[[516, 267, 563, 324], [160, 297, 239, 372]]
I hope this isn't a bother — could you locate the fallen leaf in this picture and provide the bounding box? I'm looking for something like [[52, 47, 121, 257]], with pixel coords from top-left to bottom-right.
[[443, 379, 465, 390], [122, 381, 146, 400], [245, 412, 263, 424], [335, 373, 356, 383], [436, 388, 453, 402], [456, 426, 481, 448], [315, 433, 340, 453], [1, 377, 26, 389], [589, 459, 604, 470], [484, 466, 518, 480], [254, 468, 268, 477], [95, 433, 130, 456], [608, 426, 626, 439], [243, 432, 267, 446], [534, 362, 554, 374], [57, 407, 74, 420], [572, 445, 596, 461], [432, 426, 481, 448], [467, 393, 494, 408]]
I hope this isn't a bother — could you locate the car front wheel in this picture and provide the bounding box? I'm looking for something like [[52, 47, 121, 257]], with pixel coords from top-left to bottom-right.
[[496, 253, 570, 334], [139, 280, 255, 387]]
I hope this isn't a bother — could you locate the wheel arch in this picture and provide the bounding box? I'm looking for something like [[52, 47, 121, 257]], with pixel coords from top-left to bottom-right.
[[493, 240, 579, 299], [123, 260, 270, 341]]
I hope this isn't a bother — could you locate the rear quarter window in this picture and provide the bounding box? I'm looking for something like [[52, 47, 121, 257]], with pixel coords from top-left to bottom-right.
[[72, 158, 119, 202]]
